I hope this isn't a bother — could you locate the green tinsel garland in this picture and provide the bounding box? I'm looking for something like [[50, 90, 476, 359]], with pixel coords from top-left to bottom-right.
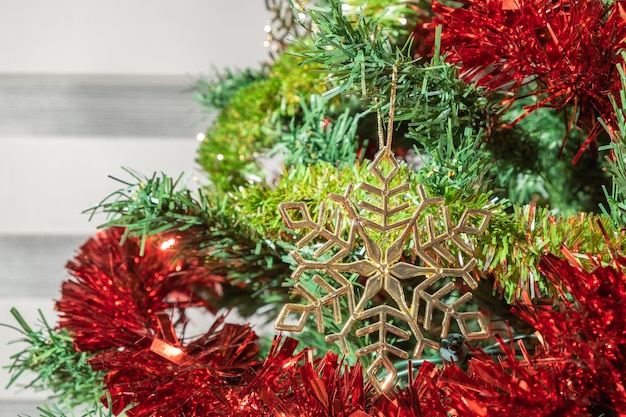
[[196, 42, 333, 192]]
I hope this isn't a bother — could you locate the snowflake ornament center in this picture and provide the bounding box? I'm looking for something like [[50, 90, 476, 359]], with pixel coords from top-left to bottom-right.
[[275, 147, 492, 394]]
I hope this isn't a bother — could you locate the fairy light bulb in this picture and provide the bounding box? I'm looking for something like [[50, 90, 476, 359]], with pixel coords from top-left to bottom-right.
[[160, 238, 176, 250]]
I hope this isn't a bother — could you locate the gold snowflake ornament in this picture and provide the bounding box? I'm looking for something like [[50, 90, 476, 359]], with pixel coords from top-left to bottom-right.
[[275, 145, 491, 393], [275, 66, 491, 393]]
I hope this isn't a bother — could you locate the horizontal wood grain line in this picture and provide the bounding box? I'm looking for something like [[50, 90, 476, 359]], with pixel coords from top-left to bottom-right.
[[0, 74, 208, 138]]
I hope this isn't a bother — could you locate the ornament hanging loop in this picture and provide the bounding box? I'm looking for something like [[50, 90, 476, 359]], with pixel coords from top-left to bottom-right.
[[377, 62, 398, 151]]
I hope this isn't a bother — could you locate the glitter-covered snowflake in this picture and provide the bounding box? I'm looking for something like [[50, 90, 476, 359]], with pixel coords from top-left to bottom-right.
[[275, 147, 491, 393]]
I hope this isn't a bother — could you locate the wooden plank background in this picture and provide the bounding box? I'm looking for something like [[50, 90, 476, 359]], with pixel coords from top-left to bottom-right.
[[0, 1, 271, 415]]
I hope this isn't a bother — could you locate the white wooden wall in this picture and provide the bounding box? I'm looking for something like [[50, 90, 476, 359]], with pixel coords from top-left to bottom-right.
[[0, 2, 271, 415]]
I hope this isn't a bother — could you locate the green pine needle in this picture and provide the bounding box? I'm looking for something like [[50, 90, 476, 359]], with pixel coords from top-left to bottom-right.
[[30, 401, 114, 417], [599, 53, 626, 227], [268, 94, 367, 167], [87, 168, 293, 317], [194, 67, 268, 112], [196, 41, 334, 192], [3, 308, 105, 412]]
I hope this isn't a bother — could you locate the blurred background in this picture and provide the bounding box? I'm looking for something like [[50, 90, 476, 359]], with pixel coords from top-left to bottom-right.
[[0, 1, 270, 415]]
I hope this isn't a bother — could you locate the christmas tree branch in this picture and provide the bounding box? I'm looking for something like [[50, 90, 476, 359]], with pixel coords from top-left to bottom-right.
[[86, 168, 293, 316], [3, 308, 106, 414], [599, 53, 626, 227]]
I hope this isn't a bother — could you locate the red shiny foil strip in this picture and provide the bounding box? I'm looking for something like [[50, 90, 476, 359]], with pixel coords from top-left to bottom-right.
[[431, 0, 626, 161]]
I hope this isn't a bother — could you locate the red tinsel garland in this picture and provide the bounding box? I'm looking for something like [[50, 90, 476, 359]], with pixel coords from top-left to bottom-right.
[[431, 0, 626, 161], [56, 227, 225, 351], [55, 227, 626, 416], [517, 250, 626, 413], [438, 249, 626, 416], [91, 315, 261, 416]]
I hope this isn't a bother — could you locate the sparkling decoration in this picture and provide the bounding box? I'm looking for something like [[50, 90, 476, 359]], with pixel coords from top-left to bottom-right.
[[436, 248, 626, 416], [94, 315, 261, 416], [431, 0, 626, 162], [275, 80, 492, 393], [264, 0, 310, 53], [241, 337, 370, 416], [57, 227, 225, 352]]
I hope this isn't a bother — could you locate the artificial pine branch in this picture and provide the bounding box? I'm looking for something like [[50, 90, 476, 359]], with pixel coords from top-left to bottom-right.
[[267, 94, 367, 167], [195, 42, 336, 191], [599, 54, 626, 227], [86, 168, 292, 317], [337, 0, 426, 42], [3, 308, 106, 414], [89, 148, 625, 312], [301, 1, 492, 137], [193, 67, 267, 112]]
